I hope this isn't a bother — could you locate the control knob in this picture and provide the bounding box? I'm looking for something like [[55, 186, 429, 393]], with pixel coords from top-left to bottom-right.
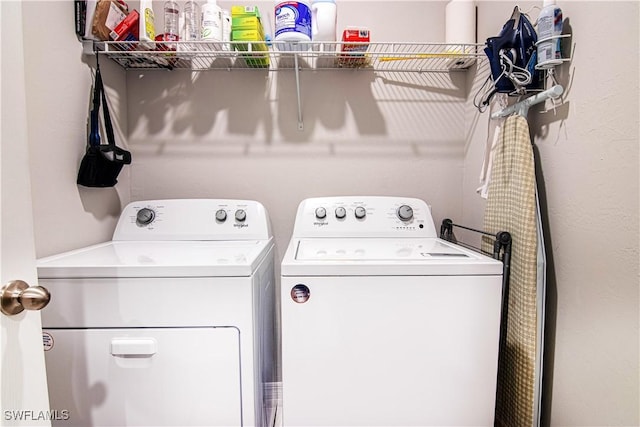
[[235, 209, 247, 222], [136, 208, 156, 226], [215, 209, 227, 222], [315, 207, 327, 219], [397, 205, 414, 221], [335, 207, 346, 219], [354, 206, 366, 219]]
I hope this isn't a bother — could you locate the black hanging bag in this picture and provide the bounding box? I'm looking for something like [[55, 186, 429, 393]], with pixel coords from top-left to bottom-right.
[[77, 66, 131, 187]]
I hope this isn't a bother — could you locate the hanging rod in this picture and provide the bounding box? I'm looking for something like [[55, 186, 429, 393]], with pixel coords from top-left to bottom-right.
[[491, 84, 564, 119]]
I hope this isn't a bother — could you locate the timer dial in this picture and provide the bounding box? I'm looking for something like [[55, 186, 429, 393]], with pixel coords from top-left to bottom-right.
[[235, 209, 247, 222], [397, 205, 414, 221], [136, 208, 156, 226], [215, 209, 227, 222]]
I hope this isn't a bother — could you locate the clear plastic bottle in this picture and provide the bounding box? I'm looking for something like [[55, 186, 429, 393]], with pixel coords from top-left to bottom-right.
[[222, 9, 231, 51], [184, 0, 201, 42], [163, 0, 180, 50]]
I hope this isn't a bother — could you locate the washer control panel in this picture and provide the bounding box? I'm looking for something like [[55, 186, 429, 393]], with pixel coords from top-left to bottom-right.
[[114, 199, 271, 241], [293, 196, 437, 238]]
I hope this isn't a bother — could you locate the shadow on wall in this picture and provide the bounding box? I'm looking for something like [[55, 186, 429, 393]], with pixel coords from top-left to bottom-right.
[[529, 18, 574, 139], [124, 68, 388, 142], [124, 63, 470, 146], [125, 70, 274, 139], [532, 144, 558, 427], [78, 186, 124, 220], [275, 68, 384, 141], [527, 19, 576, 420]]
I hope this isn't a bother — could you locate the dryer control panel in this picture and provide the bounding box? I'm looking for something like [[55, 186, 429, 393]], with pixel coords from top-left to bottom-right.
[[113, 199, 272, 241], [292, 196, 437, 238]]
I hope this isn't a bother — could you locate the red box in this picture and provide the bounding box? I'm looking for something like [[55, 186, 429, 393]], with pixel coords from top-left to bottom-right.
[[339, 27, 370, 66], [110, 8, 139, 41]]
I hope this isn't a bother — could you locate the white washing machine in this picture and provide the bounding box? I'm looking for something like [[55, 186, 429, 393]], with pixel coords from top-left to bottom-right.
[[38, 199, 277, 427], [280, 196, 504, 426]]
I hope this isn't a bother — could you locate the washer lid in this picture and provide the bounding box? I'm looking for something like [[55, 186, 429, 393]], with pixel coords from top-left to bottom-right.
[[37, 239, 273, 278], [282, 238, 503, 276]]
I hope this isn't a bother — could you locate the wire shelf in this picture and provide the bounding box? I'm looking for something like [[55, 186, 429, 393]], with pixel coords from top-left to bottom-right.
[[94, 41, 483, 72]]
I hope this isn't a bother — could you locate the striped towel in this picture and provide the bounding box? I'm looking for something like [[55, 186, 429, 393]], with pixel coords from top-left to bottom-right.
[[483, 114, 539, 427]]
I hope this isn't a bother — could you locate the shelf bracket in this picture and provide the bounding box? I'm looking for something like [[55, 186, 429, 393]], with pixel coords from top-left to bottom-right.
[[294, 53, 304, 131]]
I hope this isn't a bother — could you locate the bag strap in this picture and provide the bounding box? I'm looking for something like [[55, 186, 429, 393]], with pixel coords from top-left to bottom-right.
[[95, 68, 117, 149], [88, 67, 102, 147]]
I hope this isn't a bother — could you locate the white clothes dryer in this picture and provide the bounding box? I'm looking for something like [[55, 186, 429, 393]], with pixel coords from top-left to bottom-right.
[[38, 199, 277, 427], [280, 196, 504, 426]]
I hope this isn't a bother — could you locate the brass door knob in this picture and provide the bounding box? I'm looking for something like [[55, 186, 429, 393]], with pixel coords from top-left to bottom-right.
[[1, 280, 50, 316]]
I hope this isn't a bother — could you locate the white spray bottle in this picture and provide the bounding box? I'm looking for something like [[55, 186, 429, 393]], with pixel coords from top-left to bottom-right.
[[536, 0, 563, 68]]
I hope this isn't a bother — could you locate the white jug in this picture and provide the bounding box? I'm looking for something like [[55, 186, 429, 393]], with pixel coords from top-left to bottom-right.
[[311, 0, 337, 43]]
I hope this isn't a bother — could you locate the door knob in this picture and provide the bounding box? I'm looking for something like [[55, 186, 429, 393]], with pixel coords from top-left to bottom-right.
[[1, 280, 50, 316]]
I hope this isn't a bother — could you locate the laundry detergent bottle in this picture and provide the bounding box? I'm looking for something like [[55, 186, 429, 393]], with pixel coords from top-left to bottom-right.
[[311, 0, 337, 42], [536, 0, 563, 68], [274, 0, 312, 50], [139, 0, 156, 49]]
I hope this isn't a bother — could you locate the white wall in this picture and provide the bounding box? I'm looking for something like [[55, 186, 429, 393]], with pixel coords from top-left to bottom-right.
[[19, 1, 639, 426], [126, 0, 468, 258], [463, 2, 639, 426], [23, 1, 131, 258]]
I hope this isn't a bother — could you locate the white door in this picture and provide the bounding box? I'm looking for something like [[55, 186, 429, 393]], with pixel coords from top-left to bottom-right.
[[1, 2, 51, 426]]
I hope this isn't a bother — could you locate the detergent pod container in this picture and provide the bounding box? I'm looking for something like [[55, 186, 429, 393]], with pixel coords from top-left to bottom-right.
[[484, 6, 542, 95], [274, 0, 312, 51]]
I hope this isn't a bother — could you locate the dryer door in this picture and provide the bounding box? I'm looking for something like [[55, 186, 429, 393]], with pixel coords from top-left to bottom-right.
[[43, 326, 242, 426]]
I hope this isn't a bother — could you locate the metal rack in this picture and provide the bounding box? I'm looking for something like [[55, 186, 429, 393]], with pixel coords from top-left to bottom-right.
[[94, 40, 482, 71], [439, 218, 512, 398], [92, 40, 484, 130]]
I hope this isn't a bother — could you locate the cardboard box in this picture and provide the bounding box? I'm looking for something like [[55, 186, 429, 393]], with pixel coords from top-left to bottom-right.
[[232, 27, 268, 68], [231, 5, 261, 18], [110, 8, 138, 41], [92, 0, 128, 41], [231, 15, 263, 30], [339, 26, 370, 66], [232, 29, 265, 43]]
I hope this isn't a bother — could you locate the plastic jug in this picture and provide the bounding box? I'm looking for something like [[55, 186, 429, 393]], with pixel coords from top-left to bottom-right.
[[311, 0, 337, 42], [275, 0, 312, 50]]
